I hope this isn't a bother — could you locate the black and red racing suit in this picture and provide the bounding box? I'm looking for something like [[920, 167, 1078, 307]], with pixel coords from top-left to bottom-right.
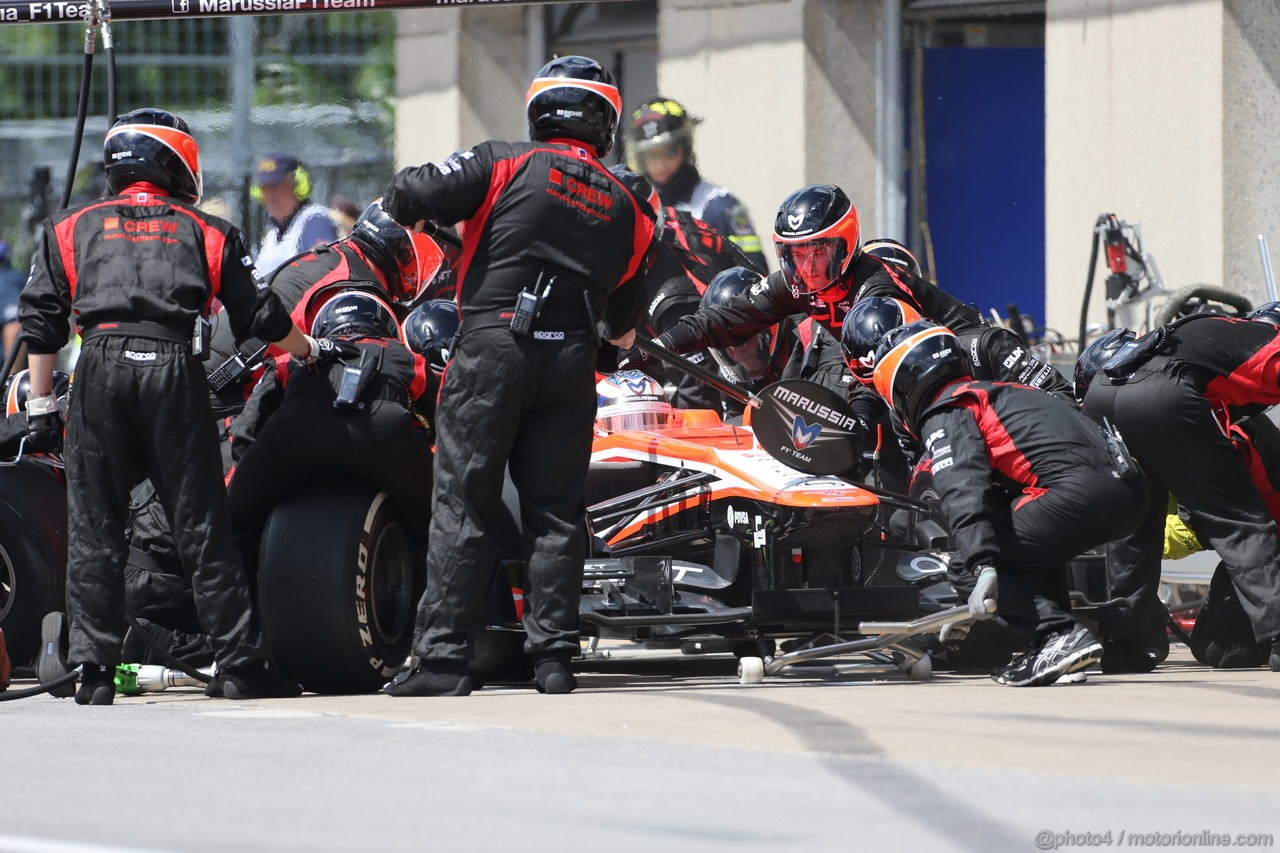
[[384, 137, 656, 666], [1082, 315, 1280, 659], [19, 181, 294, 671], [227, 336, 437, 582], [920, 380, 1147, 642]]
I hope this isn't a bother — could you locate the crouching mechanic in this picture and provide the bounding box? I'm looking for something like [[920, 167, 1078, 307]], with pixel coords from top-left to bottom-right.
[[227, 290, 438, 583], [18, 108, 330, 704], [382, 55, 656, 697], [871, 321, 1147, 685], [1078, 309, 1280, 673]]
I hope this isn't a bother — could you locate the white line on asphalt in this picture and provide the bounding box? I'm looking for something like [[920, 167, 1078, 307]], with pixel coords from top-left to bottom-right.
[[0, 835, 169, 853]]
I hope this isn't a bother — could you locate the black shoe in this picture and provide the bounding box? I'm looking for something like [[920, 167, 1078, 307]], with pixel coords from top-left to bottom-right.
[[37, 612, 75, 698], [1100, 639, 1161, 674], [533, 658, 577, 695], [1270, 638, 1280, 673], [206, 661, 302, 700], [74, 664, 116, 706], [384, 662, 473, 697], [991, 625, 1102, 687]]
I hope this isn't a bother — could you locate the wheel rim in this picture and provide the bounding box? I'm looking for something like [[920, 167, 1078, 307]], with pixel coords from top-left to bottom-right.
[[368, 520, 413, 645], [0, 543, 14, 624]]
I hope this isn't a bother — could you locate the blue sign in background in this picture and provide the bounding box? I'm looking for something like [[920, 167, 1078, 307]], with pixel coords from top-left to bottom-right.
[[922, 46, 1045, 331]]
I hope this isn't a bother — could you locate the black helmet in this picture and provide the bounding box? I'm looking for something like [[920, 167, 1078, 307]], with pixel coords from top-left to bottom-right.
[[104, 108, 202, 203], [350, 200, 442, 305], [525, 56, 621, 158], [773, 185, 861, 301], [402, 298, 461, 375], [1249, 301, 1280, 328], [702, 267, 771, 381], [4, 369, 71, 417], [1073, 328, 1136, 403], [310, 290, 399, 339], [702, 266, 763, 309], [840, 297, 923, 384], [607, 165, 663, 238], [871, 320, 972, 436], [626, 96, 700, 170], [862, 238, 921, 279]]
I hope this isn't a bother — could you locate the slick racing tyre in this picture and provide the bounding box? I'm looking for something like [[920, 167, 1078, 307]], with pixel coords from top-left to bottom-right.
[[0, 462, 68, 667], [259, 481, 420, 694]]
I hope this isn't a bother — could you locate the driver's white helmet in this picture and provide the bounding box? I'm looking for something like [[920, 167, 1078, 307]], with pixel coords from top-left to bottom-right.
[[595, 370, 674, 433]]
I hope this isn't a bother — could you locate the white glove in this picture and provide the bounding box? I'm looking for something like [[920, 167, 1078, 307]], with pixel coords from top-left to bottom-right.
[[25, 393, 60, 417], [968, 565, 999, 619], [939, 622, 971, 645]]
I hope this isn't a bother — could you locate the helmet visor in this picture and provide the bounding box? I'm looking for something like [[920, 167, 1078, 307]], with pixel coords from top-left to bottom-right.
[[397, 231, 445, 305], [776, 237, 849, 295], [598, 406, 675, 434]]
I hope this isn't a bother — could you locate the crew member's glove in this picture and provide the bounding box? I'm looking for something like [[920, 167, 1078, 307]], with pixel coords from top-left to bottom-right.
[[939, 621, 970, 646], [25, 393, 64, 454], [617, 336, 666, 373], [302, 335, 354, 366], [967, 565, 999, 619]]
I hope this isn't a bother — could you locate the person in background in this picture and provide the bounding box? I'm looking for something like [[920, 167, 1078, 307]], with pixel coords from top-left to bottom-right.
[[0, 240, 26, 364], [328, 194, 363, 240], [626, 97, 767, 272], [252, 152, 338, 276]]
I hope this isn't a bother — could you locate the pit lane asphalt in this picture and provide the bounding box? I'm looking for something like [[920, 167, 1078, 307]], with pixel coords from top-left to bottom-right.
[[2, 647, 1278, 853]]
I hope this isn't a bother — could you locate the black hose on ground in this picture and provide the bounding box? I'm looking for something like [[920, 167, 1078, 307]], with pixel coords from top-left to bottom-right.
[[0, 668, 79, 702]]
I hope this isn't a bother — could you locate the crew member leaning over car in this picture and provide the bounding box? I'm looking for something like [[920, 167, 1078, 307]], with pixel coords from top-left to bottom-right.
[[226, 290, 438, 585], [628, 184, 988, 438]]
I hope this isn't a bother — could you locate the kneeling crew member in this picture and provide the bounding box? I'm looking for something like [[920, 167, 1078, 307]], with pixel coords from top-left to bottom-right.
[[871, 321, 1147, 686]]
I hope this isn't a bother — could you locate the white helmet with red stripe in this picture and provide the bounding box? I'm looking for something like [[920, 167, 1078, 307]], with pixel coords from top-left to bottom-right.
[[871, 320, 972, 436], [526, 56, 622, 158], [104, 108, 202, 204], [595, 370, 673, 434]]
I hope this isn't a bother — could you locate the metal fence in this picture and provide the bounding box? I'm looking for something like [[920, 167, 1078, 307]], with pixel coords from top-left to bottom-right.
[[0, 11, 396, 270]]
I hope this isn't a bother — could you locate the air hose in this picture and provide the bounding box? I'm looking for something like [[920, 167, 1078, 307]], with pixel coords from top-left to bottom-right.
[[0, 667, 80, 702], [59, 18, 97, 211], [1078, 215, 1103, 353]]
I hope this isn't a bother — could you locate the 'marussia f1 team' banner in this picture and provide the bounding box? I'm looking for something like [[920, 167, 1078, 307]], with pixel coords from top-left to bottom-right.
[[0, 0, 625, 24]]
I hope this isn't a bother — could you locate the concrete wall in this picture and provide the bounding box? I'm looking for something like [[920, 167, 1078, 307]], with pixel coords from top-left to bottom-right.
[[1045, 0, 1225, 337], [395, 7, 530, 170], [658, 0, 882, 269], [1224, 0, 1280, 301], [395, 0, 884, 271]]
